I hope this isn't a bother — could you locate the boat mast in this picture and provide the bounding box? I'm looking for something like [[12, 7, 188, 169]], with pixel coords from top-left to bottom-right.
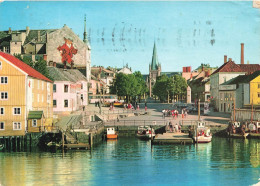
[[198, 99, 200, 121], [251, 93, 254, 122], [233, 97, 236, 122]]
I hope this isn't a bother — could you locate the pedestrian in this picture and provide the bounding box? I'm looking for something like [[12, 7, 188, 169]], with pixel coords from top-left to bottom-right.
[[83, 105, 85, 111], [145, 102, 147, 111]]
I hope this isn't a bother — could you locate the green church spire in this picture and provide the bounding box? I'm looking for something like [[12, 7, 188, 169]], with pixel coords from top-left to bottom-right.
[[151, 42, 159, 70], [83, 14, 87, 44]]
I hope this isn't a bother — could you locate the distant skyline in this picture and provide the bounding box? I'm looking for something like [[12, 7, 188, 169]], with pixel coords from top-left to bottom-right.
[[0, 1, 260, 74]]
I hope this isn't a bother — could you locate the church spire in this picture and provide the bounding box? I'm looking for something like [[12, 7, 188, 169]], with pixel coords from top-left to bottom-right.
[[83, 14, 87, 44], [151, 42, 159, 70]]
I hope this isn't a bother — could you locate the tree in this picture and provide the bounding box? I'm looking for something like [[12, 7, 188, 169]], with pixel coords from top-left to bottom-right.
[[14, 54, 51, 80], [153, 74, 174, 102], [173, 74, 188, 102], [110, 72, 148, 103]]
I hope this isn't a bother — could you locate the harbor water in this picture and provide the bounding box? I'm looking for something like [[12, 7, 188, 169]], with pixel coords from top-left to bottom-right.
[[0, 137, 259, 185]]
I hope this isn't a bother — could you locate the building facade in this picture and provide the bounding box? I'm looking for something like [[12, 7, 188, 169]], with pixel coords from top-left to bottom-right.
[[0, 52, 53, 136], [47, 66, 88, 116]]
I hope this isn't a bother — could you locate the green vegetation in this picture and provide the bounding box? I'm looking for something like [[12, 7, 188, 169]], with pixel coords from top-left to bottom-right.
[[110, 71, 148, 102], [14, 54, 52, 80], [153, 74, 187, 103]]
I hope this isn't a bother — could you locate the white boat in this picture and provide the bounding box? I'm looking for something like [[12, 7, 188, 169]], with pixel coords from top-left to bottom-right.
[[194, 121, 212, 143], [136, 126, 155, 140]]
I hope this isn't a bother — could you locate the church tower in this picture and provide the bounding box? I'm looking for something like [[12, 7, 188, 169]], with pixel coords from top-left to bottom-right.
[[83, 14, 88, 44], [149, 42, 161, 97]]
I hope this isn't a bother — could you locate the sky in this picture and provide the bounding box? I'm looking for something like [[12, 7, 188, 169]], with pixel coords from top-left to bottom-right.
[[0, 1, 260, 74]]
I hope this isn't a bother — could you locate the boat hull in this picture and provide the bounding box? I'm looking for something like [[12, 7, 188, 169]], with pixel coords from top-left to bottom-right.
[[107, 134, 118, 139], [227, 132, 249, 139], [136, 133, 155, 140], [194, 136, 212, 143]]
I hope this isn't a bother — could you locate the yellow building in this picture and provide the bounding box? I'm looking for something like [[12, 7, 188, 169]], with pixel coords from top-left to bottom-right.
[[250, 74, 260, 105], [0, 52, 53, 136]]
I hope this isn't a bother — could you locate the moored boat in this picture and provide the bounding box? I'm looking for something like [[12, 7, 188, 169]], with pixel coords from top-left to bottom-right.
[[193, 121, 212, 143], [136, 126, 155, 140], [106, 127, 118, 139]]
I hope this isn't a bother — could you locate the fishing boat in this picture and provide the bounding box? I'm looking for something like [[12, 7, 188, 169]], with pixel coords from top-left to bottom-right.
[[136, 126, 155, 140], [193, 121, 212, 143], [106, 127, 118, 139], [227, 121, 249, 139]]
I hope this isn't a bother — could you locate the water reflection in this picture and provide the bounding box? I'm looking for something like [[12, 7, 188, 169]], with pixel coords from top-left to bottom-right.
[[0, 137, 259, 185]]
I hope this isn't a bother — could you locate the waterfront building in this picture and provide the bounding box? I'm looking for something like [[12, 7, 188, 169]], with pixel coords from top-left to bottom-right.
[[0, 52, 53, 136], [0, 16, 91, 82], [187, 64, 217, 102], [219, 70, 260, 112], [210, 43, 260, 112], [91, 66, 115, 94], [47, 66, 88, 116]]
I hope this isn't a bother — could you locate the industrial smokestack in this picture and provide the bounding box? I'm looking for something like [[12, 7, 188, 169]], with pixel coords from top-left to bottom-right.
[[241, 43, 244, 64], [224, 55, 227, 63]]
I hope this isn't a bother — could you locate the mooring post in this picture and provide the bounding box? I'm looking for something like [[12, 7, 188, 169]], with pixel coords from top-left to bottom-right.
[[62, 132, 64, 149]]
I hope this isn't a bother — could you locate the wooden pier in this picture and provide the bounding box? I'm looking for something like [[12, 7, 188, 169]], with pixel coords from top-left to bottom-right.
[[152, 132, 193, 145]]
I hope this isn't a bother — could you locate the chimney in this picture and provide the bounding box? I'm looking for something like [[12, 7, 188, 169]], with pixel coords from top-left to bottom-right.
[[241, 43, 244, 64], [8, 27, 12, 34], [53, 62, 56, 67], [37, 31, 41, 42], [26, 26, 30, 36], [228, 58, 232, 62], [224, 55, 227, 63]]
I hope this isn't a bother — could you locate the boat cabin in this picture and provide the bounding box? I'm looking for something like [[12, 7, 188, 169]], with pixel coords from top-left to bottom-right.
[[232, 122, 240, 128], [107, 127, 116, 135], [197, 121, 206, 128]]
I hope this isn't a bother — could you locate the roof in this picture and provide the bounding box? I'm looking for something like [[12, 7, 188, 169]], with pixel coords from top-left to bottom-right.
[[0, 52, 52, 82], [151, 42, 159, 70], [211, 61, 244, 75], [47, 66, 87, 82], [238, 64, 260, 75], [161, 72, 180, 77], [24, 29, 57, 45], [221, 70, 260, 85], [28, 111, 44, 119]]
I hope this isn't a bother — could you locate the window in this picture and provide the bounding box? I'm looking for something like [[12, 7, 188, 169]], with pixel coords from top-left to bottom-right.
[[0, 92, 8, 100], [81, 94, 84, 100], [32, 119, 37, 127], [81, 83, 83, 89], [0, 107, 4, 115], [0, 77, 8, 84], [64, 99, 68, 107], [0, 122, 4, 130], [53, 84, 56, 92], [0, 62, 2, 70], [64, 85, 69, 93], [13, 122, 21, 130], [13, 107, 21, 115], [53, 100, 57, 107], [258, 84, 260, 89], [258, 93, 260, 98]]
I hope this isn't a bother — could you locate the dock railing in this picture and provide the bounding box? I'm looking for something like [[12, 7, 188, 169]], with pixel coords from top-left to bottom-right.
[[103, 120, 168, 127]]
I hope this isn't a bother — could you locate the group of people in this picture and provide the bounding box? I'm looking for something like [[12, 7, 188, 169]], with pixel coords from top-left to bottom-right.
[[123, 103, 140, 110], [162, 109, 179, 119], [167, 122, 181, 133], [181, 108, 188, 118]]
